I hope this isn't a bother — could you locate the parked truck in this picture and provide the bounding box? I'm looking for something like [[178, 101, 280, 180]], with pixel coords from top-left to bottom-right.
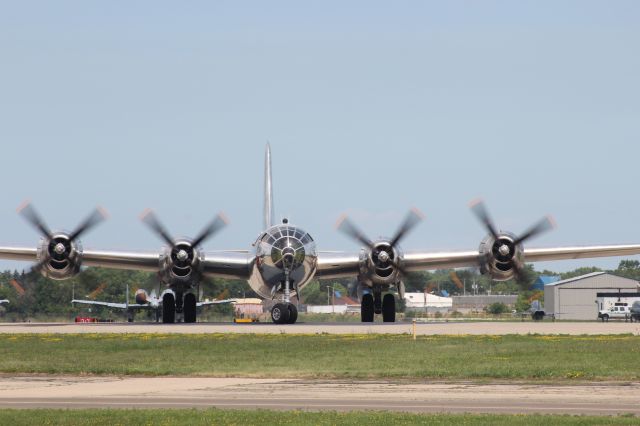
[[595, 291, 640, 322]]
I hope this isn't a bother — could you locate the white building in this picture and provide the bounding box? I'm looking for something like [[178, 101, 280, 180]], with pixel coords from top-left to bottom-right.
[[404, 292, 453, 309]]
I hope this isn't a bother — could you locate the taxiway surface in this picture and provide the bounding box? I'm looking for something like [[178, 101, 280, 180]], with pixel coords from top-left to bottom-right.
[[0, 321, 639, 335], [0, 376, 638, 414]]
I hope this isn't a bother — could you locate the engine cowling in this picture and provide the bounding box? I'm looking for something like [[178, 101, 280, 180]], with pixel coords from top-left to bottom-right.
[[135, 289, 149, 304], [36, 233, 83, 280], [358, 240, 403, 286], [478, 232, 524, 281], [158, 240, 202, 284]]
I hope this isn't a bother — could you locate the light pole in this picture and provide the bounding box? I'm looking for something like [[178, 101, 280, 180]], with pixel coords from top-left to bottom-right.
[[327, 285, 335, 313]]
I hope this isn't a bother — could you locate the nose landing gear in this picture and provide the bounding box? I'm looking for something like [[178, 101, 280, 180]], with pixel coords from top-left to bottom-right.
[[269, 265, 300, 324], [271, 302, 298, 324]]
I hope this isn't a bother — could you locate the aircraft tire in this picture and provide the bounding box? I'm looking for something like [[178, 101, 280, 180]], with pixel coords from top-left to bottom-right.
[[361, 294, 374, 322], [287, 303, 298, 324], [271, 303, 290, 324], [162, 293, 176, 324], [184, 293, 197, 323], [382, 293, 396, 322]]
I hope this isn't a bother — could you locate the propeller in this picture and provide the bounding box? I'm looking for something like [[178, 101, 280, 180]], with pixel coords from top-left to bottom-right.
[[469, 199, 555, 283], [140, 209, 228, 270], [17, 201, 108, 273], [336, 208, 425, 275]]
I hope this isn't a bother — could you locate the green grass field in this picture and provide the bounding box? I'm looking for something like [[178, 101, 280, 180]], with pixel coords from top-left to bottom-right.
[[0, 409, 637, 425], [1, 333, 639, 380]]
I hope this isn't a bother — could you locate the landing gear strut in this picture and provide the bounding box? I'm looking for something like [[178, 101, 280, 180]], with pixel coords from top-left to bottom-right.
[[270, 264, 300, 324]]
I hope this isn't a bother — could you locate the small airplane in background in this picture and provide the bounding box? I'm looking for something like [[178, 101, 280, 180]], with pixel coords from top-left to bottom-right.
[[72, 284, 234, 322], [0, 299, 8, 305]]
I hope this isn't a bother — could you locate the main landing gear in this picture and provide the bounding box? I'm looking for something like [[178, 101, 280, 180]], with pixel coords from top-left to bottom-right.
[[161, 291, 197, 323], [361, 290, 396, 323]]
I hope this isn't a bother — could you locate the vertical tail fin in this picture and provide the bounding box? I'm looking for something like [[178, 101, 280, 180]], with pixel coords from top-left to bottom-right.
[[264, 143, 275, 229]]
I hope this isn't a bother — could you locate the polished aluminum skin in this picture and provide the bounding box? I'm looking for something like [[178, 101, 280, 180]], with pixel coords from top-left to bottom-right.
[[3, 145, 640, 313], [248, 223, 317, 300]]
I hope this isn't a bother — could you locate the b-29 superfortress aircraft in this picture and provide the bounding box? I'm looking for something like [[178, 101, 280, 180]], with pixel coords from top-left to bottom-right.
[[2, 144, 640, 324]]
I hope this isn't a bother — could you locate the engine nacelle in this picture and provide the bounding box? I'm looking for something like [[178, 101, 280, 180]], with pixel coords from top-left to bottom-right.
[[135, 289, 149, 305], [358, 240, 403, 287], [158, 240, 201, 284], [36, 233, 83, 280], [478, 232, 524, 281]]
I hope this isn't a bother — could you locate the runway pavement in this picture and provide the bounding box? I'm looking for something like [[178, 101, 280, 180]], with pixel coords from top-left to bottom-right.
[[0, 321, 639, 335], [0, 376, 638, 414]]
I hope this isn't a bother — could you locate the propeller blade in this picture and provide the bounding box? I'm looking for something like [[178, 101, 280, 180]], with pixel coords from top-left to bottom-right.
[[397, 281, 405, 300], [512, 262, 531, 286], [393, 258, 409, 277], [469, 199, 499, 239], [140, 209, 174, 247], [335, 214, 374, 248], [390, 208, 425, 247], [513, 215, 556, 246], [191, 213, 228, 248], [68, 207, 109, 242], [17, 201, 52, 239]]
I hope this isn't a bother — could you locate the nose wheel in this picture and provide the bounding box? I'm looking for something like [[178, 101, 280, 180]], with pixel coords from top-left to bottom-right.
[[271, 303, 298, 324]]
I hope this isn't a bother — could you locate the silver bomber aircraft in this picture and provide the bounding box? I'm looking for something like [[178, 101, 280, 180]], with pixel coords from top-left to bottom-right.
[[2, 144, 640, 324]]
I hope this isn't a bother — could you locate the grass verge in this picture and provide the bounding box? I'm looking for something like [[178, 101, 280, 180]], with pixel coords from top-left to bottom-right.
[[0, 333, 639, 380], [0, 409, 637, 425]]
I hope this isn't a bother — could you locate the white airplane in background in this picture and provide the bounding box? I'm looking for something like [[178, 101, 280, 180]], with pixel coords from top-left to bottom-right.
[[72, 285, 234, 322], [0, 299, 8, 305], [3, 144, 640, 324]]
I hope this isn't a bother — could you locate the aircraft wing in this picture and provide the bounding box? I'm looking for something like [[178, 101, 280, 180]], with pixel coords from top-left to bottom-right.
[[0, 247, 254, 280], [197, 298, 236, 307], [71, 299, 148, 309], [316, 244, 640, 279]]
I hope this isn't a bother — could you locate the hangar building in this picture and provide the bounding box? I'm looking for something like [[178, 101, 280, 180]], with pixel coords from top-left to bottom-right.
[[544, 272, 640, 320]]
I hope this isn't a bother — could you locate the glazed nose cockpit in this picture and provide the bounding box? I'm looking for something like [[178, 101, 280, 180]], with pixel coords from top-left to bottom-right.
[[248, 219, 318, 300]]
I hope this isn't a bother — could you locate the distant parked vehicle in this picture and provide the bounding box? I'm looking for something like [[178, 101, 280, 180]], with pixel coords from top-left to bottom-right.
[[630, 301, 640, 322], [598, 305, 630, 322]]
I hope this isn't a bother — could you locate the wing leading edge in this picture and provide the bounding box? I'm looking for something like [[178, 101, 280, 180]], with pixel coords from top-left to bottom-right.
[[315, 244, 640, 279]]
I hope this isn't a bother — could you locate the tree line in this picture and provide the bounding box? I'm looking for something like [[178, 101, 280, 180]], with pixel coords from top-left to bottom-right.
[[1, 260, 639, 320]]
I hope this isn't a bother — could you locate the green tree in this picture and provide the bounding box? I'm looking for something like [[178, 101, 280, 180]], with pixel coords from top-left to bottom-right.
[[487, 302, 509, 315]]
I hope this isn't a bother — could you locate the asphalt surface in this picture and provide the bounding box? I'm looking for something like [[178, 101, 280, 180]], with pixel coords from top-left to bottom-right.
[[0, 376, 638, 414], [1, 321, 639, 335]]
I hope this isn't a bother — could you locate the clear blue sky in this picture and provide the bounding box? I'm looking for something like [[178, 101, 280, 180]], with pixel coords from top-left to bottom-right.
[[0, 1, 639, 272]]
